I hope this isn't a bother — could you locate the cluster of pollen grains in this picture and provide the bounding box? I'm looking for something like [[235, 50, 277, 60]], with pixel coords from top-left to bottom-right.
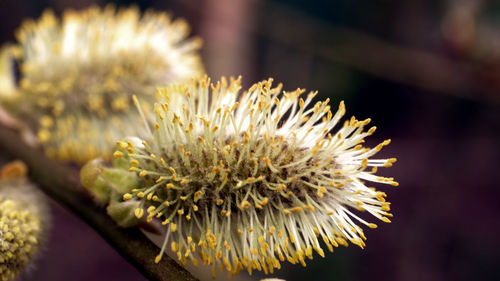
[[116, 76, 397, 277], [6, 5, 203, 164], [0, 190, 42, 281]]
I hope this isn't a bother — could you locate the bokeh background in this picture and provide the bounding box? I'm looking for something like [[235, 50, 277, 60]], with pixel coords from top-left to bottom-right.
[[1, 0, 499, 280]]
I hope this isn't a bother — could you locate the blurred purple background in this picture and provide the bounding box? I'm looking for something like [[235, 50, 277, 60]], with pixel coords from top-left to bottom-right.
[[1, 0, 500, 280]]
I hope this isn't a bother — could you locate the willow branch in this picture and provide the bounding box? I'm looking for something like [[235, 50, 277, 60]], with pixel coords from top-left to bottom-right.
[[0, 124, 199, 281]]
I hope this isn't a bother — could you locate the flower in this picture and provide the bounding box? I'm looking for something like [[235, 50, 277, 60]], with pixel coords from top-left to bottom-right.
[[112, 76, 397, 276], [2, 5, 203, 164], [0, 161, 50, 281]]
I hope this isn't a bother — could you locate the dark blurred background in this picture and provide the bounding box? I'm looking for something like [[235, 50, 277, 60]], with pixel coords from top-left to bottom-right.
[[1, 0, 500, 280]]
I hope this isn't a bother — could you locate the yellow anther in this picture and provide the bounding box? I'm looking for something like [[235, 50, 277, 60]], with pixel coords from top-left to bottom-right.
[[113, 151, 123, 159], [132, 95, 139, 105], [381, 217, 391, 223], [37, 130, 51, 143], [361, 158, 368, 168], [134, 208, 144, 219], [170, 223, 177, 232], [194, 190, 204, 201], [171, 242, 179, 252], [117, 141, 128, 150], [260, 197, 269, 205], [277, 184, 286, 191], [240, 201, 251, 210]]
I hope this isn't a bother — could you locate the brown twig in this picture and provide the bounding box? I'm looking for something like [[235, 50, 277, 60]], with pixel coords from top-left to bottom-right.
[[0, 124, 199, 281]]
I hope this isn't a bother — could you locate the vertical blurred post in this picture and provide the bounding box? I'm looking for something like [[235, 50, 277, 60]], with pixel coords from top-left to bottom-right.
[[200, 0, 257, 81]]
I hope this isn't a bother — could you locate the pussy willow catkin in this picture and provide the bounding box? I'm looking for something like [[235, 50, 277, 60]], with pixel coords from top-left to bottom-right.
[[0, 5, 203, 164], [0, 161, 50, 281], [105, 76, 397, 277]]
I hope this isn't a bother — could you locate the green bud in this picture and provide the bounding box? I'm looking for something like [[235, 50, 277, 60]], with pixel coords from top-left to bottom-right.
[[101, 167, 139, 194], [106, 193, 141, 227], [80, 158, 110, 204]]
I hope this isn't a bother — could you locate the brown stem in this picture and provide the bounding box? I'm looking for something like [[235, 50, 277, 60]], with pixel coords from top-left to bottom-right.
[[0, 124, 199, 281]]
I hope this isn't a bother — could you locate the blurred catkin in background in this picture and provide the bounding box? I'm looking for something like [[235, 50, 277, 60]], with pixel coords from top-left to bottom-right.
[[0, 5, 204, 164], [0, 161, 50, 281]]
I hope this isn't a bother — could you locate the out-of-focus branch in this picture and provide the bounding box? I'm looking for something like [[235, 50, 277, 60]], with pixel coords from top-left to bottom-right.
[[293, 27, 481, 97], [179, 0, 499, 103], [262, 6, 500, 102], [0, 124, 199, 281]]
